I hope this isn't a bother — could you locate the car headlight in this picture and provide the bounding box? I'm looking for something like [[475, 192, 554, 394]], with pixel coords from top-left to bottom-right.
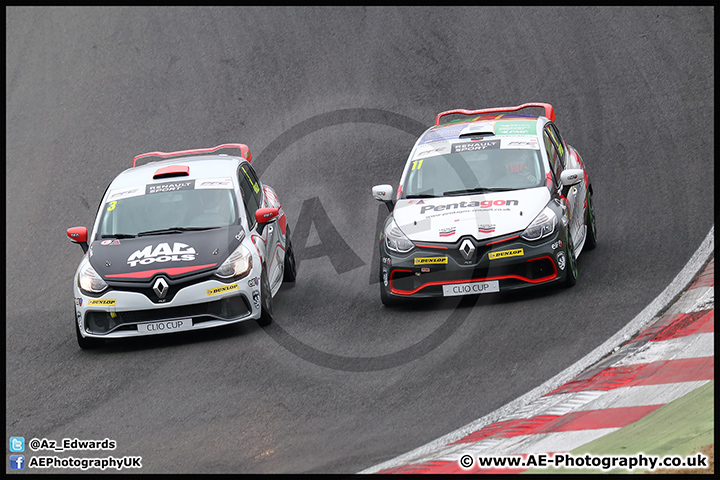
[[78, 263, 109, 294], [215, 244, 253, 279], [385, 218, 415, 254], [521, 206, 557, 241]]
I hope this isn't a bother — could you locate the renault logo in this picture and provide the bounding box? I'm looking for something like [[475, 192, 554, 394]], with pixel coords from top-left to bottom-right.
[[153, 277, 169, 299], [459, 239, 475, 260]]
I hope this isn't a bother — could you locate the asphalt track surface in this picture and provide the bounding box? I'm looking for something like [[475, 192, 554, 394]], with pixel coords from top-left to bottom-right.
[[5, 6, 714, 474]]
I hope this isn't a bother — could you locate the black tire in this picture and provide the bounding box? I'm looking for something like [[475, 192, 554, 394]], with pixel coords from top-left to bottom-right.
[[257, 267, 274, 327], [584, 189, 598, 250], [75, 316, 103, 349], [563, 231, 578, 287], [283, 226, 297, 283]]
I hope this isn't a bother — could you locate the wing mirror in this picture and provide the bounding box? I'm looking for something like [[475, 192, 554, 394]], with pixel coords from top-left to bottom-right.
[[372, 184, 394, 212], [255, 207, 280, 235], [560, 169, 584, 187], [67, 226, 89, 254]]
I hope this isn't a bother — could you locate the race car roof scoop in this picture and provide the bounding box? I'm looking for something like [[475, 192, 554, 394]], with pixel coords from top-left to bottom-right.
[[153, 165, 190, 179], [458, 124, 496, 138]]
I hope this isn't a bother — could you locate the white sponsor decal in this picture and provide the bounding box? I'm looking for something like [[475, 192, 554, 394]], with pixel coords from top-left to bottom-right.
[[137, 319, 192, 334], [451, 140, 500, 153], [500, 137, 540, 150], [414, 143, 451, 159], [196, 177, 234, 189], [557, 251, 566, 270], [107, 186, 144, 201], [127, 242, 197, 267], [442, 281, 500, 296], [147, 180, 194, 194]]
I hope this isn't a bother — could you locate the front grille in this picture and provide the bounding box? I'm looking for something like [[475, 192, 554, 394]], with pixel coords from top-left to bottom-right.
[[390, 257, 557, 295], [104, 268, 223, 304], [85, 295, 251, 334]]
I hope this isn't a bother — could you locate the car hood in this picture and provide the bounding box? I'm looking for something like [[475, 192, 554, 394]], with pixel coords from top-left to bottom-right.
[[88, 227, 245, 281], [393, 187, 550, 243]]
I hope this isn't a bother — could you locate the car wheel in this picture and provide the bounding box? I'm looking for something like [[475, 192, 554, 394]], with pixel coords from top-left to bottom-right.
[[584, 189, 598, 250], [564, 231, 578, 287], [75, 317, 103, 349], [283, 226, 297, 283], [257, 267, 274, 327]]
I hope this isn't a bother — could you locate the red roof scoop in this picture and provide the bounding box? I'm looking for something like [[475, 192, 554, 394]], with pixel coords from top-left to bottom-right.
[[153, 165, 190, 179]]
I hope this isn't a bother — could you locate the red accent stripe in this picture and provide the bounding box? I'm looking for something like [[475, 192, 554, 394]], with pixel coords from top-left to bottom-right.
[[278, 213, 287, 235], [548, 357, 714, 395], [105, 263, 218, 279], [485, 235, 520, 246], [415, 244, 449, 249]]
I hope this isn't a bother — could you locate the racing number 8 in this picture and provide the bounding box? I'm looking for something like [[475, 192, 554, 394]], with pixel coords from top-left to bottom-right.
[[107, 201, 117, 212]]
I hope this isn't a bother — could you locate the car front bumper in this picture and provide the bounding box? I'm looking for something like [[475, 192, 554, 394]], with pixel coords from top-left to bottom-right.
[[74, 274, 263, 340], [380, 230, 570, 299]]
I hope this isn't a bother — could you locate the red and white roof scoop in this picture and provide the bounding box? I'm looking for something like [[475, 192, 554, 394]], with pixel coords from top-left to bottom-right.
[[132, 143, 252, 167], [435, 103, 555, 125]]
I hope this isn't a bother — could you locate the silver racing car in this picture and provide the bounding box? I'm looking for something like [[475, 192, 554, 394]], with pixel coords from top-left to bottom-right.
[[67, 144, 297, 348]]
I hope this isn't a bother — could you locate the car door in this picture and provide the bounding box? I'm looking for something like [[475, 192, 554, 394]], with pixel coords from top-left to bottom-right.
[[238, 163, 266, 261], [543, 124, 579, 249], [549, 123, 586, 248], [238, 163, 282, 289]]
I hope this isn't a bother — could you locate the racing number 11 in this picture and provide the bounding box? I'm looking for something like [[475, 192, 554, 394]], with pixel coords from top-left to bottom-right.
[[411, 160, 424, 171]]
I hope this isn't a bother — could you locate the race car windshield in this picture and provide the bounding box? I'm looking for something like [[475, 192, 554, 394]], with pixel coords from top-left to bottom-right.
[[98, 185, 239, 238], [403, 148, 544, 198]]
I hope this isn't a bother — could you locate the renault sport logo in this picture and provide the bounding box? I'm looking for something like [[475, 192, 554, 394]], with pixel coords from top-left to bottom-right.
[[127, 242, 197, 267]]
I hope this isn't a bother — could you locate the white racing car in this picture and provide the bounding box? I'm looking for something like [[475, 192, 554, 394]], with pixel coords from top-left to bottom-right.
[[372, 103, 596, 306], [67, 144, 296, 348]]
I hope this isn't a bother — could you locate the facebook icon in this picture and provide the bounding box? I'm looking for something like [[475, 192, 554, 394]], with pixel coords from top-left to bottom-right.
[[10, 455, 25, 470]]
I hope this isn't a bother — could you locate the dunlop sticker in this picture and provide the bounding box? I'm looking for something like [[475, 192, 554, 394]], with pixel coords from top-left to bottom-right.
[[414, 257, 448, 265], [87, 299, 116, 306], [206, 283, 240, 296], [488, 248, 524, 260]]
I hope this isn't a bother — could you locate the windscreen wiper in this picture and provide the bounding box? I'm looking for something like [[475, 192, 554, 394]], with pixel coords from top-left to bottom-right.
[[443, 187, 514, 196], [101, 233, 136, 238], [137, 227, 219, 236], [405, 194, 438, 198]]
